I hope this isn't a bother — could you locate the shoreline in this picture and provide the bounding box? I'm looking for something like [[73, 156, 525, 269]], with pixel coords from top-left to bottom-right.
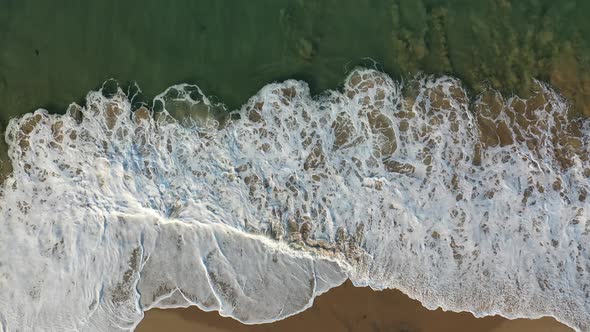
[[137, 281, 573, 332], [1, 2, 589, 331], [1, 70, 587, 330]]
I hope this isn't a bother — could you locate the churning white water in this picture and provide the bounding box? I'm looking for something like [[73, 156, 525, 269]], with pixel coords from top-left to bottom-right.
[[0, 69, 588, 331]]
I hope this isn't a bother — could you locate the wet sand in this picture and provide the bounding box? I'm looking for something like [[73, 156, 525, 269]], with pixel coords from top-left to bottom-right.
[[136, 281, 572, 332]]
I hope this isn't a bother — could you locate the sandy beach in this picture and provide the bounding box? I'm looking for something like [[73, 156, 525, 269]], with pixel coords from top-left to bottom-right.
[[137, 281, 572, 332]]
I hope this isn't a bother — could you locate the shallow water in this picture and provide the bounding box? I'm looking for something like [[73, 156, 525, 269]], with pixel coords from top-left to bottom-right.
[[1, 69, 589, 331], [1, 0, 590, 125], [3, 1, 590, 179]]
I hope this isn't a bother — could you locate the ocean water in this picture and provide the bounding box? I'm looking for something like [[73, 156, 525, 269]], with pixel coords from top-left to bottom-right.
[[2, 1, 590, 332], [1, 0, 590, 126], [1, 69, 589, 331], [2, 0, 590, 184]]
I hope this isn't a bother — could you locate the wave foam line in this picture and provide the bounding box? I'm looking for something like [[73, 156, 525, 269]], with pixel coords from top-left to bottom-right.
[[1, 69, 588, 331]]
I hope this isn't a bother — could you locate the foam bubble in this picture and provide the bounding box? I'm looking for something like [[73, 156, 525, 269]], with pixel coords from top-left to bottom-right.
[[1, 69, 588, 331]]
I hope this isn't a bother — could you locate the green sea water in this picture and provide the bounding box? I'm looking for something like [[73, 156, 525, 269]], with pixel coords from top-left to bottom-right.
[[0, 0, 389, 120], [2, 0, 590, 124]]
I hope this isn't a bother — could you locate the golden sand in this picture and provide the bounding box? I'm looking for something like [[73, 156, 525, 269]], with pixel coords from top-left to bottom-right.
[[137, 281, 572, 332]]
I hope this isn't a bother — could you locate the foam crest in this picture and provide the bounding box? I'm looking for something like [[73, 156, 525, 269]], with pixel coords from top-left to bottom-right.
[[1, 69, 589, 331]]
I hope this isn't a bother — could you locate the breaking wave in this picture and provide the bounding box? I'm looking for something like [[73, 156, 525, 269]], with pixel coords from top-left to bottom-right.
[[1, 69, 589, 331]]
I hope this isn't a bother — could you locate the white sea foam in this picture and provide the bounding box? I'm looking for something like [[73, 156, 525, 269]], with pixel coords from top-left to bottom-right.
[[1, 69, 589, 331]]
